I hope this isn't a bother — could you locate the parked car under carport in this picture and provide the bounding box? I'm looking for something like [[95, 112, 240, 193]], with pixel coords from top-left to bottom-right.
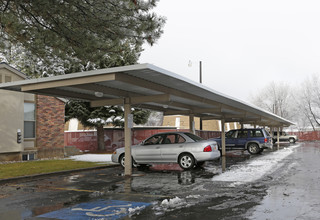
[[112, 132, 220, 170]]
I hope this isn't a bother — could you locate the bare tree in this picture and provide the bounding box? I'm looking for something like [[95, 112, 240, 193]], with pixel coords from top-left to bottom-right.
[[295, 75, 320, 130], [251, 81, 294, 119]]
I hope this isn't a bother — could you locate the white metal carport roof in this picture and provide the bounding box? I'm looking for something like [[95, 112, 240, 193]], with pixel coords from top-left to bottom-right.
[[0, 63, 293, 127]]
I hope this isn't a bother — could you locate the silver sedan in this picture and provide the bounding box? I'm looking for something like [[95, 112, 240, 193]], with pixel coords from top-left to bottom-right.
[[111, 132, 220, 170]]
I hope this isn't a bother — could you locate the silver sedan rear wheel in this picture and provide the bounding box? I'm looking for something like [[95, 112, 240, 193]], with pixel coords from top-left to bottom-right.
[[178, 153, 195, 170]]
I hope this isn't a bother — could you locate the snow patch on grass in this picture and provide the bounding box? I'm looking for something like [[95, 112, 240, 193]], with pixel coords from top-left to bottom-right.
[[68, 154, 114, 164]]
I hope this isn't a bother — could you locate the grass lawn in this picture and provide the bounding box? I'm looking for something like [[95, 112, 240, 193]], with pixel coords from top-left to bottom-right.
[[0, 160, 108, 179]]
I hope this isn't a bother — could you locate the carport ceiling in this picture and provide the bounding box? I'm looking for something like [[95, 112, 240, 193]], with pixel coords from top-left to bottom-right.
[[0, 63, 293, 127]]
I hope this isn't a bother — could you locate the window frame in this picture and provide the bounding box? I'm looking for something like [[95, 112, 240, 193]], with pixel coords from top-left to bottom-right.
[[24, 102, 36, 139]]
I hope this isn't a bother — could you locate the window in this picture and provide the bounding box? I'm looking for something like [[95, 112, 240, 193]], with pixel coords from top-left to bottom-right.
[[5, 75, 12, 83], [264, 129, 270, 136], [144, 135, 164, 145], [251, 130, 263, 137], [162, 134, 186, 144], [226, 130, 237, 138], [175, 134, 186, 143], [0, 74, 2, 83], [237, 130, 248, 138], [163, 134, 175, 144], [24, 103, 35, 138], [184, 133, 203, 142], [22, 153, 35, 161]]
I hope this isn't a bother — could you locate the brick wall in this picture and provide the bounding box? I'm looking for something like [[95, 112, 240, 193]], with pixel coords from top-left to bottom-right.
[[289, 131, 320, 141], [36, 95, 65, 158]]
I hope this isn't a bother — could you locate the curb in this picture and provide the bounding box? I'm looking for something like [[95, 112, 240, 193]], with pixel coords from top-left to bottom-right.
[[0, 164, 119, 185]]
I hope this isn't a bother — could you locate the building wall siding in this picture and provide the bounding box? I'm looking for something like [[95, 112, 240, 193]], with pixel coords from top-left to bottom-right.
[[0, 67, 25, 155]]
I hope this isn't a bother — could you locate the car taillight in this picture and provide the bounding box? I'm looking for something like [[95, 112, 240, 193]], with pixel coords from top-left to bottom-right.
[[203, 145, 212, 152], [264, 138, 268, 143]]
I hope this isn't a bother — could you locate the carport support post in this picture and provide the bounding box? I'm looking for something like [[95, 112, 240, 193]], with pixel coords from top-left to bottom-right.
[[221, 119, 226, 172], [124, 102, 132, 176], [189, 114, 195, 134], [277, 127, 280, 150], [221, 119, 226, 156]]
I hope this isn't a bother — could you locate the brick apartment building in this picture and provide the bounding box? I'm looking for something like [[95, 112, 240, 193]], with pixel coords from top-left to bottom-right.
[[0, 63, 65, 161]]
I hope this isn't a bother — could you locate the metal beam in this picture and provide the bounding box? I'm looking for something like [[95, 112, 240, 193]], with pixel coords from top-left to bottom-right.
[[73, 84, 132, 97], [37, 88, 98, 101], [164, 107, 223, 116], [164, 110, 191, 116], [132, 104, 177, 112], [21, 74, 116, 92], [90, 94, 171, 107]]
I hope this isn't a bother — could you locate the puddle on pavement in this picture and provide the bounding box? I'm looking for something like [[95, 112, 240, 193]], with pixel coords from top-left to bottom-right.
[[64, 174, 84, 183]]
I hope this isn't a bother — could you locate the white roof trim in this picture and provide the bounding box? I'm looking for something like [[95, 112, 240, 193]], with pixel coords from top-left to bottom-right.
[[0, 63, 27, 79]]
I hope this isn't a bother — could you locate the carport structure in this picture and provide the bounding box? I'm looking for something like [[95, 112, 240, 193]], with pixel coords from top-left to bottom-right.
[[0, 63, 294, 175]]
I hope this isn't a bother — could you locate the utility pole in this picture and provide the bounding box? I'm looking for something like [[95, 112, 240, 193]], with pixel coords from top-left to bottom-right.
[[199, 61, 203, 130], [188, 60, 203, 130], [199, 61, 202, 84]]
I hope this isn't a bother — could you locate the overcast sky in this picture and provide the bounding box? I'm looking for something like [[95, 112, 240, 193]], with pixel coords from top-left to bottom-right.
[[139, 0, 320, 102]]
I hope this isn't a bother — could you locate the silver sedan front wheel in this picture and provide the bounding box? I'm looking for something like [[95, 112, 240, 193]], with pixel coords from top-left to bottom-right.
[[119, 154, 126, 168], [178, 153, 195, 170], [119, 154, 138, 168]]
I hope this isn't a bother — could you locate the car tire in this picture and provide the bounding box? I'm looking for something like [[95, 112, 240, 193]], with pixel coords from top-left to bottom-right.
[[119, 154, 137, 168], [289, 138, 295, 144], [247, 143, 260, 155], [178, 153, 195, 170], [119, 154, 125, 168]]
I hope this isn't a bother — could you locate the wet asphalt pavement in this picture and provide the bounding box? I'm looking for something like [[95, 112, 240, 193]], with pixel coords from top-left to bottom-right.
[[0, 142, 319, 220]]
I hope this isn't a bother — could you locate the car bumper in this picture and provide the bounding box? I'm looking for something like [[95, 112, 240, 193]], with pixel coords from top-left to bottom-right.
[[194, 151, 220, 162], [111, 153, 119, 163], [261, 142, 273, 149]]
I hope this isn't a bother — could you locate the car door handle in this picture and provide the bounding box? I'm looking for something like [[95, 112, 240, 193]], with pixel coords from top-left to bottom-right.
[[179, 145, 183, 148], [156, 146, 160, 149]]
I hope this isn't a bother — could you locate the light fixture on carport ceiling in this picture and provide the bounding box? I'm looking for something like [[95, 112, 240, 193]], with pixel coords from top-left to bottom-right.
[[94, 91, 103, 97]]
